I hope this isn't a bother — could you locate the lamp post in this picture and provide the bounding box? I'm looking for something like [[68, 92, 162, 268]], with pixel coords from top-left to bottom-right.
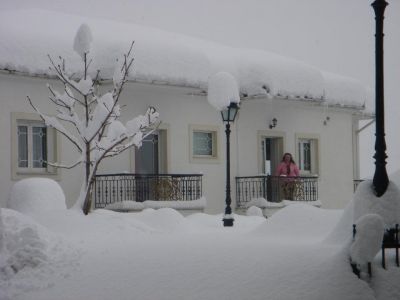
[[221, 102, 239, 227], [371, 0, 389, 197]]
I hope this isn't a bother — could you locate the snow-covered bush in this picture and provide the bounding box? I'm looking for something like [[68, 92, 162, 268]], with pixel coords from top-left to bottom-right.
[[353, 180, 400, 228], [246, 206, 264, 217], [350, 213, 384, 265], [8, 178, 66, 217], [27, 23, 159, 214]]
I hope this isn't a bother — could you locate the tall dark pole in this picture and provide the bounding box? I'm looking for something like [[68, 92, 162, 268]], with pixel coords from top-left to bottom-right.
[[223, 122, 234, 227], [372, 0, 389, 197]]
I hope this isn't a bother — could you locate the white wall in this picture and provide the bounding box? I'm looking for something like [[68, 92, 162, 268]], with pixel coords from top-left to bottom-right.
[[0, 73, 357, 212], [236, 99, 355, 209], [0, 73, 83, 207]]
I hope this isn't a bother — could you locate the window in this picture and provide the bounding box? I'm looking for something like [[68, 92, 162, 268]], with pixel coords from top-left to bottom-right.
[[193, 131, 214, 156], [189, 125, 219, 163], [17, 123, 47, 169], [11, 112, 58, 178], [296, 134, 319, 175]]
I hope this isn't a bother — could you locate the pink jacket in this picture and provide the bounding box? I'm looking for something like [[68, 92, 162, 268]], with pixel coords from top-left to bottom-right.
[[275, 162, 300, 177]]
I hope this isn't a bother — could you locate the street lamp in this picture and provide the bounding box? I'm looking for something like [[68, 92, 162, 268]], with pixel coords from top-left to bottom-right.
[[221, 101, 240, 227], [371, 0, 389, 197]]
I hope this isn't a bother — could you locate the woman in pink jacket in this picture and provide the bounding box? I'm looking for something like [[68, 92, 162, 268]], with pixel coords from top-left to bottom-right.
[[275, 153, 300, 177], [275, 153, 299, 200]]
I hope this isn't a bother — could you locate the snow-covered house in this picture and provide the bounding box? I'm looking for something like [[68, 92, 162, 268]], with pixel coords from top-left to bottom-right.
[[0, 9, 372, 214]]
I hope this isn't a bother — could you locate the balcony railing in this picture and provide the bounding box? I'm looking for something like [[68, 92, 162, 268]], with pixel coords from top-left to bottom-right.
[[235, 175, 319, 209], [353, 179, 364, 192], [94, 173, 203, 209]]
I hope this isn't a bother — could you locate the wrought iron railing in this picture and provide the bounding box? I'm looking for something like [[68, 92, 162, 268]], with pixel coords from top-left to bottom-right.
[[235, 175, 319, 209], [94, 173, 203, 208]]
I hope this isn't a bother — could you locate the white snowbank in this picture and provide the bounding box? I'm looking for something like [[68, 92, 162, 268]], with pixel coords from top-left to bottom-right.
[[104, 197, 206, 211], [0, 209, 79, 300], [353, 180, 400, 228], [105, 201, 145, 211], [0, 9, 369, 109], [246, 206, 264, 217], [8, 178, 66, 217], [0, 210, 49, 278], [324, 199, 355, 245], [247, 197, 321, 209], [326, 180, 400, 246], [247, 197, 270, 208], [282, 199, 322, 207], [1, 201, 397, 300], [391, 169, 400, 187], [252, 203, 342, 241], [350, 213, 384, 265]]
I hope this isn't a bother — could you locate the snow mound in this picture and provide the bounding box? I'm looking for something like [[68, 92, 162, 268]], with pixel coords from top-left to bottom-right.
[[8, 178, 66, 216], [0, 209, 49, 280], [247, 198, 269, 208], [353, 180, 400, 228], [134, 208, 188, 232], [104, 198, 206, 212], [246, 206, 264, 217], [0, 209, 80, 299], [350, 214, 384, 265], [391, 170, 400, 187], [144, 197, 206, 210], [105, 200, 145, 211], [324, 199, 355, 245], [251, 203, 341, 240]]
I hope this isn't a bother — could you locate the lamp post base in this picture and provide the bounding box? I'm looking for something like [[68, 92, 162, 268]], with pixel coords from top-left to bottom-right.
[[223, 218, 234, 227]]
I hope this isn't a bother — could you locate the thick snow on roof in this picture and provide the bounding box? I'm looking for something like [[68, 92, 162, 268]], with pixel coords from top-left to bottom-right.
[[0, 9, 368, 109]]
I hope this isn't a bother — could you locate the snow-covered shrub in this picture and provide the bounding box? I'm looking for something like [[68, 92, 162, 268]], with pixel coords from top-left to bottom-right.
[[8, 178, 66, 217], [246, 206, 264, 217], [353, 180, 400, 228], [350, 213, 384, 265]]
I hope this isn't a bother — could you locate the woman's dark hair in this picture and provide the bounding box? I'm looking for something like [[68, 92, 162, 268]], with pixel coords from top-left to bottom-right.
[[281, 153, 296, 164]]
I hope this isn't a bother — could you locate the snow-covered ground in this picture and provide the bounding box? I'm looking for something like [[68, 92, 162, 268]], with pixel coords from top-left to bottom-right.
[[1, 193, 400, 299]]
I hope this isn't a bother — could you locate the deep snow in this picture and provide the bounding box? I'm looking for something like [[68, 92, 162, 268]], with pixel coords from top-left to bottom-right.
[[1, 200, 400, 299]]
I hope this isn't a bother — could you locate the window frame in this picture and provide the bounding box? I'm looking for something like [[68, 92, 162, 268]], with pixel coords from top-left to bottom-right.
[[11, 112, 60, 179], [189, 124, 220, 163], [295, 133, 320, 176]]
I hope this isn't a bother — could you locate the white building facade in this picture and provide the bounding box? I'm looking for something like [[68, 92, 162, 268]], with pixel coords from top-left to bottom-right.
[[0, 9, 372, 214]]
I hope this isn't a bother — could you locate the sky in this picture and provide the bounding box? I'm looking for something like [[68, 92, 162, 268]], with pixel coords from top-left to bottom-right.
[[3, 0, 400, 178]]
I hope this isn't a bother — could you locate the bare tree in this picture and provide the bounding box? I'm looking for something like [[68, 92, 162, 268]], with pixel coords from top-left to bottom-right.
[[28, 24, 159, 214]]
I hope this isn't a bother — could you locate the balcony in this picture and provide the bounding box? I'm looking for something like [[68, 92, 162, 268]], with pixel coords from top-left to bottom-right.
[[94, 173, 203, 209], [235, 175, 319, 209]]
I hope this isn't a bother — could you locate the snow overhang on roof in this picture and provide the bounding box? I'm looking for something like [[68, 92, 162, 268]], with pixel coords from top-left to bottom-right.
[[0, 9, 370, 111]]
